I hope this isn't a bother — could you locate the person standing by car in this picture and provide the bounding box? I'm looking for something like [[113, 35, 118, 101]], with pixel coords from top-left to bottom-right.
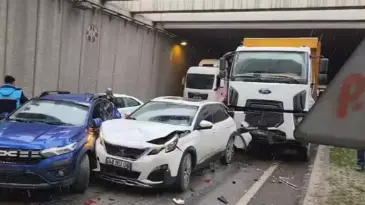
[[0, 75, 29, 114]]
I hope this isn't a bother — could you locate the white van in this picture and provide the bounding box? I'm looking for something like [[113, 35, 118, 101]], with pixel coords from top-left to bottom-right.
[[183, 66, 226, 101], [198, 59, 219, 67]]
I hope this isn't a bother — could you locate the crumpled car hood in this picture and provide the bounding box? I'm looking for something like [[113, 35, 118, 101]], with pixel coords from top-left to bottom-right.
[[101, 119, 189, 148]]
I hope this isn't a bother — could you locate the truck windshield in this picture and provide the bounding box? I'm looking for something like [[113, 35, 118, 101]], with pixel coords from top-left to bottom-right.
[[231, 51, 308, 84], [186, 73, 215, 89]]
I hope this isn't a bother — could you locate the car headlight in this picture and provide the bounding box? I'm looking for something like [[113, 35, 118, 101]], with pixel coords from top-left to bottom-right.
[[40, 142, 78, 158], [165, 136, 179, 153], [99, 131, 105, 146], [148, 135, 180, 155]]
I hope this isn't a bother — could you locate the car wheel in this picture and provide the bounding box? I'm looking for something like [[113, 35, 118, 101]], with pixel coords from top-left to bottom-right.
[[71, 154, 90, 193], [298, 143, 310, 162], [174, 152, 192, 192], [221, 136, 235, 165]]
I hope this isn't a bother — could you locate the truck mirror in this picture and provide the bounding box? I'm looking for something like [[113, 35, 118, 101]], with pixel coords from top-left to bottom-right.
[[219, 79, 225, 87], [318, 74, 327, 85], [319, 58, 329, 74], [218, 70, 226, 79], [181, 77, 185, 86], [219, 57, 226, 71]]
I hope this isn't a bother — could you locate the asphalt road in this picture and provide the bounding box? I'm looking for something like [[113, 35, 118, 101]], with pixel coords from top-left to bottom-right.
[[0, 145, 317, 205]]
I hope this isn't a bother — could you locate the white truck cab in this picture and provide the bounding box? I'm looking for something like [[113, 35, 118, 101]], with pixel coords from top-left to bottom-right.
[[199, 59, 219, 67], [219, 38, 329, 161], [183, 66, 226, 102]]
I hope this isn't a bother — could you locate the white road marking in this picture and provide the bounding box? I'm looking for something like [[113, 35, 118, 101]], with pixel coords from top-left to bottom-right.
[[235, 163, 280, 205]]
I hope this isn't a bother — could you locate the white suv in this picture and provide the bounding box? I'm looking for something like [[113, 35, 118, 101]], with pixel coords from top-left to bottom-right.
[[95, 96, 238, 192]]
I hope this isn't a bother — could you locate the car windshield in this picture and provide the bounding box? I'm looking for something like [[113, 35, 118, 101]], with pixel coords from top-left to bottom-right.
[[129, 101, 198, 126], [7, 99, 89, 126], [231, 51, 308, 84], [186, 73, 215, 89]]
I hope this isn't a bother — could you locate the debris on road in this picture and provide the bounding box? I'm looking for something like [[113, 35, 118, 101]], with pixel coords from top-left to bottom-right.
[[217, 195, 229, 204], [84, 199, 97, 205], [232, 180, 236, 184], [204, 178, 213, 184], [278, 176, 298, 189], [173, 198, 185, 205]]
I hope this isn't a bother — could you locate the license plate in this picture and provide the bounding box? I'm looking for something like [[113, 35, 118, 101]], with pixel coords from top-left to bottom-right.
[[106, 157, 132, 170]]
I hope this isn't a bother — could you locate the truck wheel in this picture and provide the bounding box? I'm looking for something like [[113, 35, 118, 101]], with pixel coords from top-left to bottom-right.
[[221, 136, 235, 165], [71, 154, 90, 193], [298, 143, 310, 162], [173, 152, 192, 192]]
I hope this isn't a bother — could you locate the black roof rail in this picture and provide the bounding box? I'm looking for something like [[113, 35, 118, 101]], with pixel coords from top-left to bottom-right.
[[39, 91, 71, 98]]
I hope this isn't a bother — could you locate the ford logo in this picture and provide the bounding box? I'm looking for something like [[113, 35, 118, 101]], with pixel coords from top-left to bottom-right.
[[259, 88, 271, 94]]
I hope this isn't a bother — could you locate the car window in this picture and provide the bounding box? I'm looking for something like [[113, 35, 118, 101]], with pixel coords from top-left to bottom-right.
[[8, 99, 89, 126], [124, 97, 141, 107], [91, 102, 104, 120], [101, 100, 114, 120], [211, 104, 229, 123], [113, 97, 125, 108], [195, 106, 214, 126]]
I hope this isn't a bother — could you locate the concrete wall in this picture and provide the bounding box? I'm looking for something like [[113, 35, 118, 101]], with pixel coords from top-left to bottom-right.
[[0, 0, 184, 102], [118, 0, 365, 13]]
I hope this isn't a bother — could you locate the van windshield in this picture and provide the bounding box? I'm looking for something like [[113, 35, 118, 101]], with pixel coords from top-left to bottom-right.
[[186, 73, 215, 89], [231, 51, 308, 84]]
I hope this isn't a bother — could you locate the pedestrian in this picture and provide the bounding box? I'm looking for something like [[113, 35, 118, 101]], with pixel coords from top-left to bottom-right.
[[356, 149, 365, 171], [0, 75, 29, 114]]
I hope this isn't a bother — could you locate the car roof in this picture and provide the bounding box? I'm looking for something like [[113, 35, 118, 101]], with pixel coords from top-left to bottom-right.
[[151, 96, 223, 107], [39, 93, 95, 106]]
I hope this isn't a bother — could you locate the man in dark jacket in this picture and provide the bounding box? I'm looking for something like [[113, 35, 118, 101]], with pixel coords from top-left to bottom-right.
[[0, 75, 29, 114], [357, 150, 365, 171]]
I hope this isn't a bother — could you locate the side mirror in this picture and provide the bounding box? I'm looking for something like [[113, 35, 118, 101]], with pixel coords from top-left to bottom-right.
[[318, 74, 327, 85], [319, 58, 329, 74], [181, 77, 186, 86], [198, 120, 213, 130], [0, 112, 9, 120], [219, 79, 225, 88], [218, 70, 226, 79], [91, 118, 103, 128]]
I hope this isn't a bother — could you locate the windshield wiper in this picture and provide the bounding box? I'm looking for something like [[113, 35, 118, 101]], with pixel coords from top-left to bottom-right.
[[268, 75, 301, 83]]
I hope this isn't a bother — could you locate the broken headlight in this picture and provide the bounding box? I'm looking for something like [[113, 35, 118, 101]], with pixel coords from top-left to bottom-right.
[[147, 131, 189, 155]]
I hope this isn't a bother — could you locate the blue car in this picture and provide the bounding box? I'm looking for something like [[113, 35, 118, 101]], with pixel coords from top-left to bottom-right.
[[0, 91, 121, 193]]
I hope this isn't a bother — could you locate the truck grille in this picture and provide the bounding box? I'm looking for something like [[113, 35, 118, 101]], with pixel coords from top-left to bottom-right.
[[104, 142, 146, 160], [187, 92, 208, 100], [244, 100, 284, 127], [0, 172, 45, 184]]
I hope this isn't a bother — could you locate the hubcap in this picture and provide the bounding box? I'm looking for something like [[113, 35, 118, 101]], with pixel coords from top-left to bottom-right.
[[183, 155, 192, 189], [226, 139, 234, 162]]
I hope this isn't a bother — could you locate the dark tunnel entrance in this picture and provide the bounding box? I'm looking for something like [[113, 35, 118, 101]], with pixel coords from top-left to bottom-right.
[[169, 29, 365, 84]]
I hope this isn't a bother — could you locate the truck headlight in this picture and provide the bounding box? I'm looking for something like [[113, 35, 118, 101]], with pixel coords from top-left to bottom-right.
[[40, 142, 78, 158]]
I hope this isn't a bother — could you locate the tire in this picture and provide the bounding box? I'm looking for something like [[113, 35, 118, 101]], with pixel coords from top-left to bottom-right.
[[298, 143, 310, 162], [71, 154, 90, 193], [173, 152, 192, 192], [221, 136, 235, 165]]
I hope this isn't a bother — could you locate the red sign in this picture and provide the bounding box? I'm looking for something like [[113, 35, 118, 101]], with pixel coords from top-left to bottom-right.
[[337, 73, 365, 119]]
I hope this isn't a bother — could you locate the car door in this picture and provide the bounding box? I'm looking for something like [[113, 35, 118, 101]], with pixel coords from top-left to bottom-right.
[[193, 105, 215, 163], [121, 97, 142, 114], [211, 104, 234, 152]]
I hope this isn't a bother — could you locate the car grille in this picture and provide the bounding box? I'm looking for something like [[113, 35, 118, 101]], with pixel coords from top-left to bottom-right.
[[187, 92, 208, 100], [100, 164, 140, 179], [244, 100, 284, 127], [0, 172, 46, 184], [104, 142, 146, 160], [0, 149, 43, 165]]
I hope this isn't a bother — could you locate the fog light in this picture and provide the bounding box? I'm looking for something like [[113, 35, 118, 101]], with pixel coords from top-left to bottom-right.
[[58, 170, 65, 177], [153, 164, 168, 171]]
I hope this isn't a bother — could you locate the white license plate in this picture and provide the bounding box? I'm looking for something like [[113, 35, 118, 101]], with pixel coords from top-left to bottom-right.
[[106, 157, 132, 170]]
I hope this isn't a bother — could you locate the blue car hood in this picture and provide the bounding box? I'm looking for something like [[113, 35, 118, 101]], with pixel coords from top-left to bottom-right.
[[0, 122, 85, 150]]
